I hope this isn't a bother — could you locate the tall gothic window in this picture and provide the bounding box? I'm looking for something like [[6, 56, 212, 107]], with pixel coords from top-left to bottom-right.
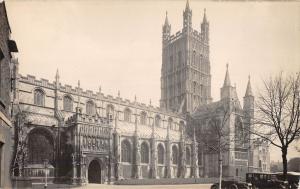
[[141, 142, 149, 164], [140, 111, 147, 125], [155, 115, 161, 127], [178, 51, 182, 67], [169, 55, 173, 72], [63, 95, 73, 112], [172, 145, 178, 165], [157, 144, 165, 164], [192, 50, 196, 66], [34, 89, 45, 106], [86, 100, 95, 115], [124, 108, 131, 122], [186, 147, 191, 165], [106, 104, 114, 121], [168, 117, 173, 130], [121, 140, 131, 163]]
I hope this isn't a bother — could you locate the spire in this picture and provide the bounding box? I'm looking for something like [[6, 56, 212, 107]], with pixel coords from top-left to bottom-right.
[[164, 11, 169, 26], [223, 63, 231, 87], [203, 8, 207, 23], [245, 75, 253, 96], [55, 69, 59, 81], [185, 0, 191, 12]]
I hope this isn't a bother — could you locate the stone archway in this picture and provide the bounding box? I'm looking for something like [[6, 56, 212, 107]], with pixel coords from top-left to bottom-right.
[[88, 159, 101, 184]]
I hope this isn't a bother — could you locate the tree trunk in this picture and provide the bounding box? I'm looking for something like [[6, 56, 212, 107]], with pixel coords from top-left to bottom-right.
[[281, 147, 288, 181], [219, 150, 222, 189]]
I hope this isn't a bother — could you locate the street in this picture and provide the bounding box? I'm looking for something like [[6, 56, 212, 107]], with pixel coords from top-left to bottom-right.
[[32, 183, 212, 189]]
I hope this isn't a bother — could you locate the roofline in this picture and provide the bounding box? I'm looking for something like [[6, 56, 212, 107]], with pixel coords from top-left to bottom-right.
[[1, 1, 12, 33]]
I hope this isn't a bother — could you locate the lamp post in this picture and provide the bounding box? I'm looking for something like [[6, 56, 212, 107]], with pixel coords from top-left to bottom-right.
[[43, 159, 49, 189]]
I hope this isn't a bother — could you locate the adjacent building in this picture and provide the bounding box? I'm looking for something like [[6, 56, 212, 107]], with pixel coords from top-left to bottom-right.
[[0, 1, 18, 188]]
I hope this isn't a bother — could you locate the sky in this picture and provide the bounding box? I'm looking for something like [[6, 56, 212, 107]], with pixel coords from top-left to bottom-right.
[[5, 0, 300, 161]]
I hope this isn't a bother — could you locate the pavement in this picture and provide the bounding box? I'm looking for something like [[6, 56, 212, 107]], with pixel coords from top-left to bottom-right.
[[32, 183, 212, 189]]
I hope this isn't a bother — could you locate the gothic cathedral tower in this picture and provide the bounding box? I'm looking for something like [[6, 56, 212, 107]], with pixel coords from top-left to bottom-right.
[[160, 0, 212, 114]]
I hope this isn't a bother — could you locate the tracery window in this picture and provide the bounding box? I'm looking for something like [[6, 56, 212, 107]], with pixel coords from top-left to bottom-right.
[[106, 104, 114, 121], [192, 50, 196, 66], [172, 145, 179, 165], [124, 108, 131, 122], [141, 142, 149, 164], [86, 100, 95, 115], [186, 147, 191, 165], [140, 111, 147, 125], [34, 89, 45, 106], [157, 144, 165, 164], [168, 117, 173, 130], [63, 95, 73, 112], [121, 140, 131, 163], [155, 115, 161, 127]]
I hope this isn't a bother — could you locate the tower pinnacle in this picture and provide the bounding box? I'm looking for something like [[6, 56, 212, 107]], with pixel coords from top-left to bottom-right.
[[185, 0, 191, 11], [223, 63, 231, 87], [203, 8, 207, 23], [245, 75, 253, 96]]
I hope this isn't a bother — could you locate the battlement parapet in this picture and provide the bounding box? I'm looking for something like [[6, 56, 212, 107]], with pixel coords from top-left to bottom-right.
[[19, 73, 185, 119]]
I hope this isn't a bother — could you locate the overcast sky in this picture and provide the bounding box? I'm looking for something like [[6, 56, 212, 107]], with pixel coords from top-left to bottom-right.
[[6, 0, 300, 161]]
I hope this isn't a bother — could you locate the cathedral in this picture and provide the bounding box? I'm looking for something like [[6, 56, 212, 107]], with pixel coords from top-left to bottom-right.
[[10, 0, 269, 185]]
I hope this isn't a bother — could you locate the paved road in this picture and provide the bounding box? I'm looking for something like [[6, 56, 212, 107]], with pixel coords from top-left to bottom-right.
[[33, 183, 212, 189], [82, 184, 212, 189]]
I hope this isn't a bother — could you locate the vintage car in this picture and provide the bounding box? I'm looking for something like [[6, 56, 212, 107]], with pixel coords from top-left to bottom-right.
[[276, 172, 300, 189], [246, 172, 287, 189], [210, 180, 252, 189]]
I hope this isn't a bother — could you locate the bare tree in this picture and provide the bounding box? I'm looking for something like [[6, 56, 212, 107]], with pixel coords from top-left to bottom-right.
[[192, 102, 248, 189], [252, 72, 300, 181]]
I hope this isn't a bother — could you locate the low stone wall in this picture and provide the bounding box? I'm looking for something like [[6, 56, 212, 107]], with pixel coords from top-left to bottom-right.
[[114, 177, 219, 185], [12, 177, 33, 189]]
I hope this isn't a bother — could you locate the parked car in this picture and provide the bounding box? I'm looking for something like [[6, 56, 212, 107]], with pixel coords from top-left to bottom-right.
[[246, 172, 287, 189], [210, 180, 252, 189], [275, 172, 300, 189]]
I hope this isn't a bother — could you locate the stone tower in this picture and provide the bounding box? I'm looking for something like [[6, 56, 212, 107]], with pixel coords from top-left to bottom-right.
[[160, 0, 212, 114]]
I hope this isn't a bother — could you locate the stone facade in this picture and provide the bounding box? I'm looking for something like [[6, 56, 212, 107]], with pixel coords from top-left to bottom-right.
[[160, 1, 212, 113], [0, 1, 18, 188], [10, 0, 270, 185]]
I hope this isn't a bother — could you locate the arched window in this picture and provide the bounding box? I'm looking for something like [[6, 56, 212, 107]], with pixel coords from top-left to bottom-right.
[[34, 89, 45, 106], [155, 115, 161, 127], [141, 142, 149, 164], [63, 95, 73, 112], [192, 50, 196, 66], [121, 140, 131, 163], [124, 108, 131, 122], [140, 111, 147, 125], [168, 117, 173, 130], [172, 145, 178, 165], [157, 144, 165, 164], [86, 100, 95, 115], [106, 104, 114, 121], [186, 147, 191, 165]]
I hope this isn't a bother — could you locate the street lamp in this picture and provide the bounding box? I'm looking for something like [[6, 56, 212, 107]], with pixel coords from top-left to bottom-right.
[[43, 159, 49, 188]]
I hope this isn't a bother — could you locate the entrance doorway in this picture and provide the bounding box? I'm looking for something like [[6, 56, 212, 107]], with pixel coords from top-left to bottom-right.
[[88, 160, 101, 184]]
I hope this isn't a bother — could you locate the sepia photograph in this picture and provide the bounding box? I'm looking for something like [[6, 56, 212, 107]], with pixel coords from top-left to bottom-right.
[[0, 0, 300, 188]]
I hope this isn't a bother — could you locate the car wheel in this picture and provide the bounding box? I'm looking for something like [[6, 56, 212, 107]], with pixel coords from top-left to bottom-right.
[[230, 184, 238, 189]]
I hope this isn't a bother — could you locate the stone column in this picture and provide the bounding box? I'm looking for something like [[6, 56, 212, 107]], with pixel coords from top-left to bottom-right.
[[192, 128, 199, 178], [178, 140, 186, 178], [72, 153, 77, 184], [150, 137, 157, 178], [132, 113, 141, 179], [165, 124, 171, 178]]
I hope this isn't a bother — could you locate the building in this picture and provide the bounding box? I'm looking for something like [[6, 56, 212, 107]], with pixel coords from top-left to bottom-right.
[[10, 0, 269, 185], [0, 1, 18, 188], [160, 1, 212, 113]]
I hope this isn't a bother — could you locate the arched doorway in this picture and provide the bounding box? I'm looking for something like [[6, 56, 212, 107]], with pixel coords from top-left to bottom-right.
[[88, 160, 101, 184]]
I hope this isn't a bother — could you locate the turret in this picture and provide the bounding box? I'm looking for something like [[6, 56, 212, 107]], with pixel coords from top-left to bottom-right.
[[201, 8, 209, 43], [183, 0, 192, 31], [243, 75, 254, 117], [221, 64, 235, 100], [162, 11, 171, 41]]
